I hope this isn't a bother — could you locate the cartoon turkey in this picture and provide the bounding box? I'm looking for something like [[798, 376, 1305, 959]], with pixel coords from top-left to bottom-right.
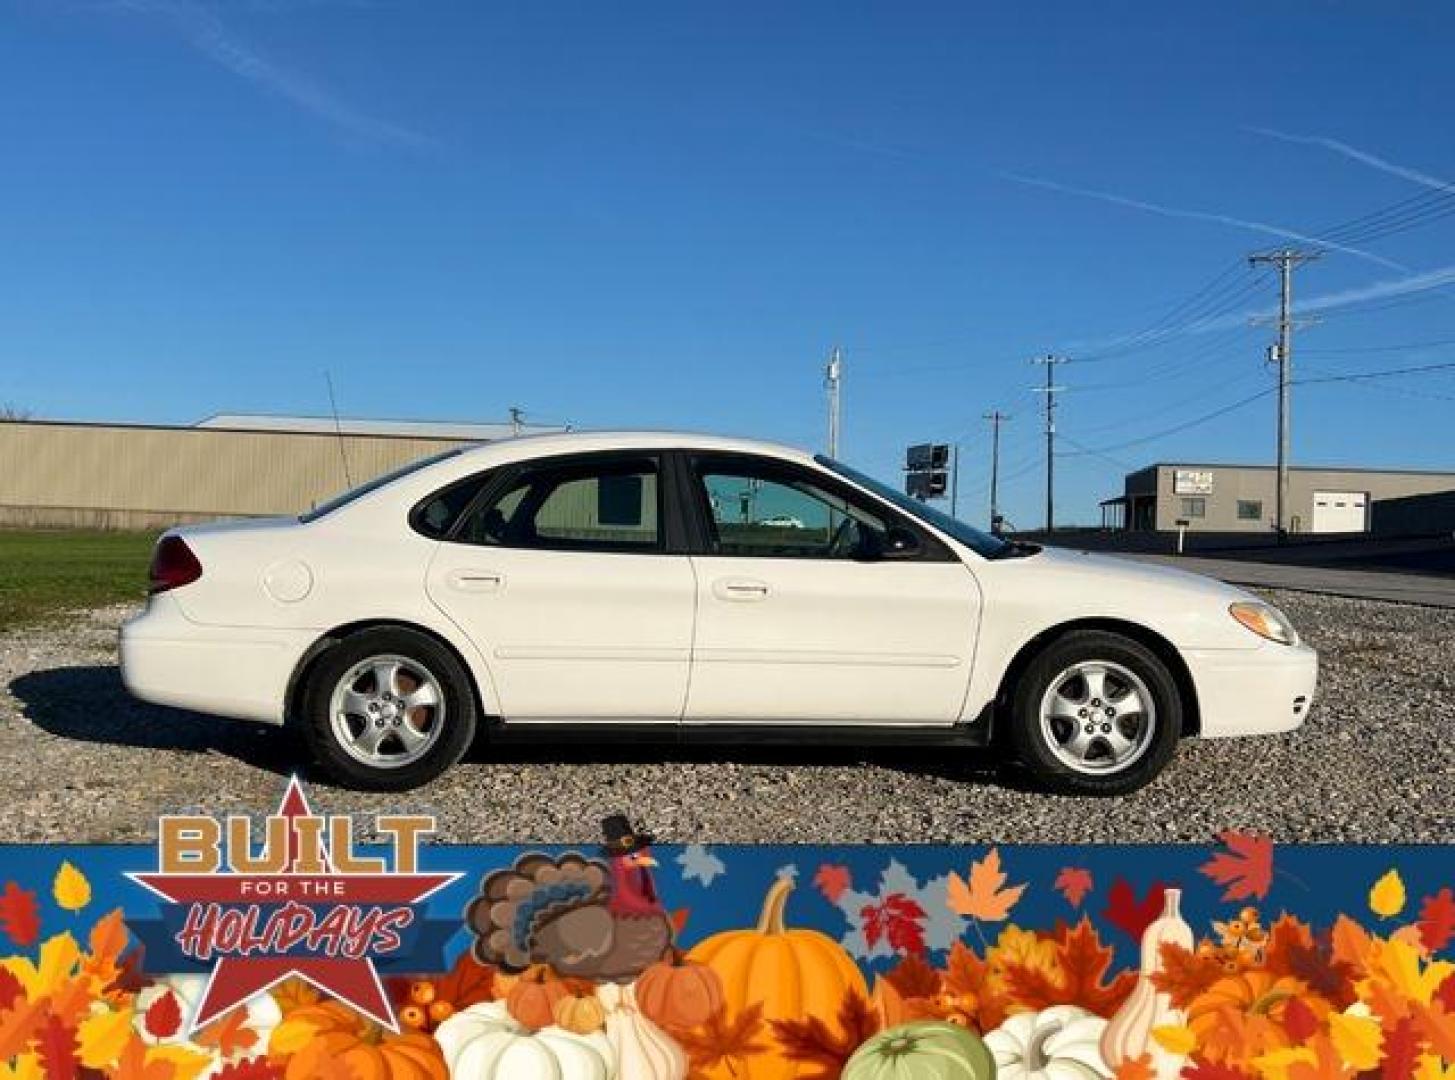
[[466, 815, 674, 984]]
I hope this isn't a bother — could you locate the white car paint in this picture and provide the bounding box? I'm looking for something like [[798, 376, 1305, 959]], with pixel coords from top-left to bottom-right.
[[120, 431, 1316, 754]]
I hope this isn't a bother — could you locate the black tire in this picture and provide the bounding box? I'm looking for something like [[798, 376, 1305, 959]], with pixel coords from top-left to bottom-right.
[[1008, 630, 1182, 796], [298, 627, 477, 792]]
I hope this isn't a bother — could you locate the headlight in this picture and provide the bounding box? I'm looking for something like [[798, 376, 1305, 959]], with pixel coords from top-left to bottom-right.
[[1229, 601, 1299, 646]]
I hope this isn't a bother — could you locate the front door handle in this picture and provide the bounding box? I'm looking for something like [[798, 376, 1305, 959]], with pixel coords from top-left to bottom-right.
[[713, 578, 770, 602], [447, 569, 504, 593]]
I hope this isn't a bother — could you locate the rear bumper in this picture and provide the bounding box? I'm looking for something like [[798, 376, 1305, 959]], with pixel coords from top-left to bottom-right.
[[1184, 641, 1318, 738], [119, 595, 313, 725]]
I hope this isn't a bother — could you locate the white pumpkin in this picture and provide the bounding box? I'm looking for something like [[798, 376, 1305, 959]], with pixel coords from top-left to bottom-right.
[[434, 1001, 616, 1080], [984, 1005, 1112, 1080], [596, 984, 687, 1080]]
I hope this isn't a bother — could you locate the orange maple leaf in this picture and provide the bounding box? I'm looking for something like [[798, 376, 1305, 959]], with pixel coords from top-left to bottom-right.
[[946, 848, 1027, 922], [1199, 830, 1274, 902], [1114, 1054, 1157, 1080], [1055, 867, 1095, 909]]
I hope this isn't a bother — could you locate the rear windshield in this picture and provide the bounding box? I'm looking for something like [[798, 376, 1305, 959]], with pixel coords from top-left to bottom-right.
[[300, 448, 466, 523]]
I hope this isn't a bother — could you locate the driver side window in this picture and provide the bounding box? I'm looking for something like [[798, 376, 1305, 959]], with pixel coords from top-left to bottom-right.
[[695, 463, 888, 558]]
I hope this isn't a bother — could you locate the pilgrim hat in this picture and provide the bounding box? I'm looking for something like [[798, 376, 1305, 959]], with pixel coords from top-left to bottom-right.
[[601, 814, 656, 855]]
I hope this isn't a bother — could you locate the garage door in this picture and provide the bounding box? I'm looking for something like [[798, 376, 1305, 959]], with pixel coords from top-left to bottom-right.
[[1311, 491, 1368, 533]]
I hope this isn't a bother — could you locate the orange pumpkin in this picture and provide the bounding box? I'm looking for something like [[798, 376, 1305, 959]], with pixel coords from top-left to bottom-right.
[[686, 875, 869, 1080], [506, 966, 572, 1030], [636, 954, 725, 1029], [552, 986, 608, 1035], [269, 1001, 447, 1080]]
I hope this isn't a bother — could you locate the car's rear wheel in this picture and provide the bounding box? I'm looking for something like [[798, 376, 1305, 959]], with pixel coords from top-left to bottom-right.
[[1009, 630, 1181, 796], [299, 627, 476, 791]]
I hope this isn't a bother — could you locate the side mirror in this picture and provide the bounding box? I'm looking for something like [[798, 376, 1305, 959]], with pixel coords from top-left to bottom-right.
[[881, 526, 922, 559]]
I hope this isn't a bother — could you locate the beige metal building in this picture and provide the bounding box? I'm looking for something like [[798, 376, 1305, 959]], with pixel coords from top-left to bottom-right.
[[1101, 462, 1455, 535], [0, 415, 563, 531]]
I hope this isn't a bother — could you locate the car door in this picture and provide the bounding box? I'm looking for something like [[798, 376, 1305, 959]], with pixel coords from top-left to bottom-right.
[[682, 453, 980, 725], [424, 451, 697, 723]]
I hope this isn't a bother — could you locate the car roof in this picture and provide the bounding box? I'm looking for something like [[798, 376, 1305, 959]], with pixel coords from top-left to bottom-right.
[[459, 430, 821, 466]]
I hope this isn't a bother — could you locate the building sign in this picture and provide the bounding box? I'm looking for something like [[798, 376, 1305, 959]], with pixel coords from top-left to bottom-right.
[[1173, 469, 1214, 495]]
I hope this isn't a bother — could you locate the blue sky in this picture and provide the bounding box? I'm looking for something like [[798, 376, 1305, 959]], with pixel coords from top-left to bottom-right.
[[4, 2, 1455, 527]]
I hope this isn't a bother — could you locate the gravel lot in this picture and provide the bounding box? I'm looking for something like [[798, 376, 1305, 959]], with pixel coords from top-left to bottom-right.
[[1, 590, 1451, 844]]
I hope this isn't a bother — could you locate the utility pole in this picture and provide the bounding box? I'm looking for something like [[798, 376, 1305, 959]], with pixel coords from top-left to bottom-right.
[[950, 444, 960, 518], [983, 410, 1010, 534], [1248, 249, 1318, 540], [825, 346, 843, 457], [1030, 356, 1068, 532], [509, 406, 525, 436]]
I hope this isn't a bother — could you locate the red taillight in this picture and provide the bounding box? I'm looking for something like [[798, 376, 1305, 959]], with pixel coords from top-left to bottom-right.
[[149, 536, 203, 594]]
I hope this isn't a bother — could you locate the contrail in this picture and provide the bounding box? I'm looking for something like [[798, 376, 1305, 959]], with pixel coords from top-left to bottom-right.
[[112, 0, 430, 148], [1248, 127, 1455, 194], [1001, 171, 1405, 271]]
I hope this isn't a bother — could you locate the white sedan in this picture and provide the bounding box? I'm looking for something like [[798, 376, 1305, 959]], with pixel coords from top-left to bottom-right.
[[121, 432, 1317, 794]]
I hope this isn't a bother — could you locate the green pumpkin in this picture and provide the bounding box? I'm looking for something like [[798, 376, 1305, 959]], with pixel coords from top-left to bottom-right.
[[844, 1021, 996, 1080]]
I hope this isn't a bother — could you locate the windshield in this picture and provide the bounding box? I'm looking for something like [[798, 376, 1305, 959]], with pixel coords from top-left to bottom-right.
[[299, 447, 466, 523], [815, 455, 1014, 559]]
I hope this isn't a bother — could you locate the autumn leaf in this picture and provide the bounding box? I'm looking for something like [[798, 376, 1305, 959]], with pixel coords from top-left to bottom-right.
[[1264, 915, 1358, 1008], [52, 862, 92, 914], [861, 893, 928, 956], [431, 951, 498, 1009], [0, 884, 40, 948], [770, 992, 880, 1080], [669, 1003, 770, 1077], [1199, 831, 1274, 902], [1000, 917, 1137, 1018], [143, 991, 184, 1041], [814, 864, 852, 905], [1055, 867, 1095, 909], [883, 953, 940, 1000], [1328, 1009, 1382, 1070], [77, 1007, 134, 1070], [194, 1008, 258, 1060], [146, 1044, 216, 1080], [1371, 869, 1408, 919], [211, 1059, 285, 1080], [1381, 1016, 1422, 1080], [1151, 1024, 1197, 1055], [1151, 942, 1225, 1009], [0, 999, 48, 1063], [270, 978, 323, 1016], [1416, 1002, 1455, 1062], [1113, 1055, 1156, 1080], [34, 1015, 80, 1080], [1331, 915, 1373, 969], [870, 977, 908, 1029], [1183, 1064, 1260, 1080], [1281, 996, 1321, 1043], [1103, 878, 1166, 943], [105, 947, 153, 998], [0, 968, 20, 1014], [1419, 889, 1455, 954], [945, 848, 1027, 922]]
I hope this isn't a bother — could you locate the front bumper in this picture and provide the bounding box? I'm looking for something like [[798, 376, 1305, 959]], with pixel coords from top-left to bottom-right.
[[119, 594, 313, 725], [1183, 640, 1318, 738]]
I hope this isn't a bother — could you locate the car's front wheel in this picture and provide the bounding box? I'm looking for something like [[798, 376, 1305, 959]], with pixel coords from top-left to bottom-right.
[[1009, 630, 1182, 796], [299, 627, 477, 791]]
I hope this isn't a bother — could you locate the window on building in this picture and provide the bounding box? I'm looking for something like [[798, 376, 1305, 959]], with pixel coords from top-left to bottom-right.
[[1180, 497, 1206, 519], [1237, 500, 1263, 521]]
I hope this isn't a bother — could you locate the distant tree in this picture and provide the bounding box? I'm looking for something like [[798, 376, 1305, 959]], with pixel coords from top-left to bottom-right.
[[0, 403, 32, 420]]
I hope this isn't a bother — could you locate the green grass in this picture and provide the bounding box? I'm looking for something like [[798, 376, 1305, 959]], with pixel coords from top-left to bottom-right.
[[0, 529, 159, 627]]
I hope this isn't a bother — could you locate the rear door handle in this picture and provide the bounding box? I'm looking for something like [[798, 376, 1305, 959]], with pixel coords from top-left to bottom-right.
[[713, 578, 770, 602], [447, 569, 504, 593]]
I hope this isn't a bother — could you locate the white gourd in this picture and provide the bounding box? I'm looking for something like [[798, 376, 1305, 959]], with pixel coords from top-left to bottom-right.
[[984, 1005, 1111, 1080], [1100, 887, 1195, 1079], [434, 1001, 617, 1080], [597, 983, 688, 1080]]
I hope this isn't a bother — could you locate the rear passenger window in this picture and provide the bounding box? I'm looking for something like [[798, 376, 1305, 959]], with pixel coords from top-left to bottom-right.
[[413, 472, 496, 539], [455, 457, 661, 552]]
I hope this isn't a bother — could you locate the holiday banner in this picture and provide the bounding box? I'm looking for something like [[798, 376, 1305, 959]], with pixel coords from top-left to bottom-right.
[[0, 781, 1451, 1080]]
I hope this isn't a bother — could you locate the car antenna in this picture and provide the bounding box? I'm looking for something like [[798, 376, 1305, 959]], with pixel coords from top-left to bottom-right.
[[324, 370, 353, 488]]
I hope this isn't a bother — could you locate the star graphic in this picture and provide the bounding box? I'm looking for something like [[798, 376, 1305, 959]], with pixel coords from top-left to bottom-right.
[[129, 777, 459, 1032]]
